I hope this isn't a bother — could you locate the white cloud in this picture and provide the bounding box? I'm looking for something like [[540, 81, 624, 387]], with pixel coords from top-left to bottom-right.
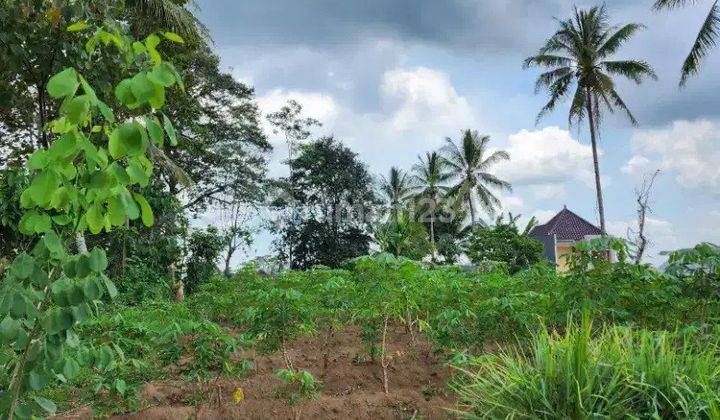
[[381, 67, 474, 135], [621, 155, 651, 175], [496, 126, 599, 190], [628, 119, 720, 189], [532, 209, 558, 224]]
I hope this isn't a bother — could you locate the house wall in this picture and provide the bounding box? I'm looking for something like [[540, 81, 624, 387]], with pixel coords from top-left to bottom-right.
[[555, 241, 576, 272], [531, 233, 556, 264]]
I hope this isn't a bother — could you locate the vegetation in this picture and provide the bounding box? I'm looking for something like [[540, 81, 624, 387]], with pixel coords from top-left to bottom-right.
[[0, 1, 719, 419]]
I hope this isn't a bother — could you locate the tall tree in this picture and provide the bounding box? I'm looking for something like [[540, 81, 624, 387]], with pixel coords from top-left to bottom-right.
[[441, 129, 511, 225], [524, 6, 656, 234], [411, 151, 451, 256], [378, 167, 412, 221], [654, 0, 720, 86]]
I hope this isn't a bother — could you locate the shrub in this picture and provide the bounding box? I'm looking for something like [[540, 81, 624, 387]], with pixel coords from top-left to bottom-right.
[[114, 263, 172, 305], [465, 223, 543, 274], [454, 315, 720, 419], [185, 226, 225, 293]]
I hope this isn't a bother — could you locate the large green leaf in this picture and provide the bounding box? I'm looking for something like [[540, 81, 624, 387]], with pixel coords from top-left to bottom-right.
[[130, 72, 155, 102], [148, 63, 176, 87], [28, 171, 60, 207], [11, 253, 35, 279], [48, 133, 79, 160], [47, 68, 79, 98], [109, 122, 146, 159], [18, 211, 52, 234], [33, 396, 57, 414], [88, 248, 108, 272], [85, 204, 105, 234], [114, 79, 139, 108], [126, 160, 150, 187], [65, 95, 91, 124], [133, 193, 154, 227]]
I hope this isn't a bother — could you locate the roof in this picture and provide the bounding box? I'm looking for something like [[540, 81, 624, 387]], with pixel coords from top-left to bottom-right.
[[529, 207, 602, 241]]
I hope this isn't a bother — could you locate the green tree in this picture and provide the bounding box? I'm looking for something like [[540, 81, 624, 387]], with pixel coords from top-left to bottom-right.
[[411, 151, 451, 257], [375, 211, 430, 260], [466, 218, 543, 274], [654, 0, 720, 86], [378, 167, 412, 221], [185, 226, 225, 292], [524, 6, 656, 234], [0, 23, 184, 417], [274, 137, 376, 269], [441, 129, 511, 225]]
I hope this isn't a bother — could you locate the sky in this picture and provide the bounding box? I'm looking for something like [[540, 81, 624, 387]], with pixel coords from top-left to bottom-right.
[[194, 0, 720, 266]]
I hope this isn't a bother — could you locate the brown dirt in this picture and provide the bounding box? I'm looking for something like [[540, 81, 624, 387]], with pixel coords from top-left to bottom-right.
[[113, 324, 459, 419]]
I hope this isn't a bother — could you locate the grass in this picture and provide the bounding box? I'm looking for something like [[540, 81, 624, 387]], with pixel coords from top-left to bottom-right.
[[453, 314, 720, 419]]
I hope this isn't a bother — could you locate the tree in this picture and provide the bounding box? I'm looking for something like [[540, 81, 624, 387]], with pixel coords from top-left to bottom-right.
[[411, 152, 451, 257], [524, 6, 656, 234], [374, 211, 430, 260], [273, 137, 376, 269], [441, 129, 511, 225], [219, 201, 254, 277], [629, 170, 661, 264], [466, 217, 544, 274], [185, 226, 225, 292], [378, 167, 412, 221], [266, 99, 321, 174], [654, 0, 720, 86]]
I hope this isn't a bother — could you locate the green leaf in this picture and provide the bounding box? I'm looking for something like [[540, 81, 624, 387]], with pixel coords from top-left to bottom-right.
[[130, 72, 156, 102], [33, 396, 57, 414], [163, 113, 177, 146], [97, 100, 115, 123], [126, 160, 150, 187], [48, 133, 79, 160], [11, 253, 35, 279], [133, 193, 154, 227], [85, 204, 104, 234], [163, 31, 184, 43], [0, 316, 19, 342], [82, 277, 102, 300], [27, 150, 49, 170], [119, 189, 140, 220], [146, 117, 165, 146], [109, 122, 145, 159], [47, 68, 79, 98], [102, 276, 119, 299], [148, 63, 176, 87], [67, 21, 89, 32], [65, 94, 90, 123], [43, 231, 65, 259], [88, 248, 108, 272], [62, 358, 80, 381], [19, 211, 52, 234], [28, 171, 60, 207], [115, 79, 138, 108], [107, 196, 126, 226], [28, 370, 49, 392], [115, 378, 127, 395], [148, 83, 165, 109]]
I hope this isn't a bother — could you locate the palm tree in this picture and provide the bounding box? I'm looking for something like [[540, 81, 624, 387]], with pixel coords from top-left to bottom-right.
[[654, 0, 720, 85], [441, 130, 512, 225], [378, 167, 412, 221], [524, 5, 656, 234], [411, 152, 452, 256]]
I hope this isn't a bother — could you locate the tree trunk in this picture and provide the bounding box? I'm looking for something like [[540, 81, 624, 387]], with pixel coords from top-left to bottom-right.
[[467, 194, 476, 225], [380, 315, 390, 395], [224, 247, 234, 277], [75, 232, 88, 253], [37, 82, 49, 149], [429, 197, 436, 260], [585, 88, 606, 235]]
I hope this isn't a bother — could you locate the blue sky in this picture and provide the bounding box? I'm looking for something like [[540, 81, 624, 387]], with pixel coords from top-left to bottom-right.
[[195, 0, 720, 265]]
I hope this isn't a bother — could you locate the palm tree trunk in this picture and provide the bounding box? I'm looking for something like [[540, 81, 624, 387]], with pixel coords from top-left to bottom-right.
[[585, 89, 607, 235], [467, 194, 476, 225], [429, 203, 436, 260]]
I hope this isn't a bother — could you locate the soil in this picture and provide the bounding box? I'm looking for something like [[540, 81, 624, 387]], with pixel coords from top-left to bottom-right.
[[58, 324, 460, 419]]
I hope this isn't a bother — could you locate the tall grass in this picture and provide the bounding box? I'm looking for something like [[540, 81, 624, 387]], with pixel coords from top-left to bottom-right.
[[454, 314, 720, 419]]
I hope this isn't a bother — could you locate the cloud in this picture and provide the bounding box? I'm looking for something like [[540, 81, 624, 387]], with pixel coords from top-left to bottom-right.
[[621, 155, 651, 175], [496, 126, 599, 189], [381, 67, 474, 134], [628, 119, 720, 189]]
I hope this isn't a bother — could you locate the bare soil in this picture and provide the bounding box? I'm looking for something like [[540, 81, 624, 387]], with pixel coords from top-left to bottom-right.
[[62, 324, 460, 419]]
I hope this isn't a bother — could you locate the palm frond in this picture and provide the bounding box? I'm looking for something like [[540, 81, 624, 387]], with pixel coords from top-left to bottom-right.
[[680, 0, 720, 86], [601, 60, 658, 83], [523, 54, 574, 69], [536, 72, 574, 124], [130, 0, 209, 41], [598, 23, 645, 57]]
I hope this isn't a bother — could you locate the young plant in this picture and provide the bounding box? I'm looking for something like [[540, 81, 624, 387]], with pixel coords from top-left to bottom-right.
[[274, 369, 319, 403], [0, 24, 184, 418]]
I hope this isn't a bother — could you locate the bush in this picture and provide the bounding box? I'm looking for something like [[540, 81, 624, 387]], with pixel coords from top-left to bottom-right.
[[465, 223, 543, 274], [454, 315, 720, 419], [114, 263, 172, 305], [185, 226, 225, 293]]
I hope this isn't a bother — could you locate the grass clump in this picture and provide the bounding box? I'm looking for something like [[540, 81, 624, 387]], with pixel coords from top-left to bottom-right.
[[454, 314, 720, 419]]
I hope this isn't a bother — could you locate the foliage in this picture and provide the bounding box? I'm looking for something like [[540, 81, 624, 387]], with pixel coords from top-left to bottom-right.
[[0, 22, 184, 417], [375, 212, 431, 260], [465, 220, 543, 274], [454, 315, 720, 419], [114, 263, 172, 305], [273, 137, 376, 269], [274, 369, 319, 402], [665, 242, 720, 300], [0, 168, 30, 258], [440, 129, 511, 225], [184, 227, 225, 293]]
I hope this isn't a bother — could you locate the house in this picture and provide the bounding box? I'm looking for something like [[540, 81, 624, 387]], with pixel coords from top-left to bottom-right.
[[529, 206, 604, 271]]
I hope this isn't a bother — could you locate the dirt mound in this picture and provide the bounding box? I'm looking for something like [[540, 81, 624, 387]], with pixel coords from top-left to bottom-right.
[[116, 324, 459, 419]]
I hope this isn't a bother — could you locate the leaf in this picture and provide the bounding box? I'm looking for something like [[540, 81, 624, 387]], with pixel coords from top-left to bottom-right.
[[19, 211, 52, 234], [0, 316, 19, 342], [43, 232, 65, 259], [88, 248, 108, 272], [109, 122, 145, 159], [133, 193, 154, 227], [163, 31, 184, 43], [62, 358, 80, 380], [148, 83, 165, 109], [102, 276, 119, 299], [163, 113, 177, 146], [33, 396, 57, 414], [119, 189, 140, 220], [146, 118, 165, 146], [85, 204, 105, 234], [148, 63, 176, 87], [114, 79, 139, 108], [67, 21, 89, 32], [47, 68, 79, 98], [48, 133, 78, 160], [28, 171, 60, 207], [107, 196, 126, 226], [130, 72, 156, 102], [114, 378, 127, 395], [11, 253, 35, 279], [82, 277, 103, 300], [126, 160, 150, 187], [65, 94, 90, 123], [97, 100, 115, 123], [28, 370, 48, 391]]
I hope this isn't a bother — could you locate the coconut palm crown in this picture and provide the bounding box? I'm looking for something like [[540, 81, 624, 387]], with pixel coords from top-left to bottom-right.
[[654, 0, 720, 86], [411, 152, 452, 255], [523, 5, 656, 234], [441, 130, 511, 225], [378, 167, 412, 219]]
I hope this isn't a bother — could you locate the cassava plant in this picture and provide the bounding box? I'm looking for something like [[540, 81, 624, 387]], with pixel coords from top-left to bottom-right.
[[0, 23, 184, 419]]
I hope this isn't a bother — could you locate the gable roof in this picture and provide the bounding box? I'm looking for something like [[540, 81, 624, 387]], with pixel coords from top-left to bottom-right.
[[529, 207, 602, 241]]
